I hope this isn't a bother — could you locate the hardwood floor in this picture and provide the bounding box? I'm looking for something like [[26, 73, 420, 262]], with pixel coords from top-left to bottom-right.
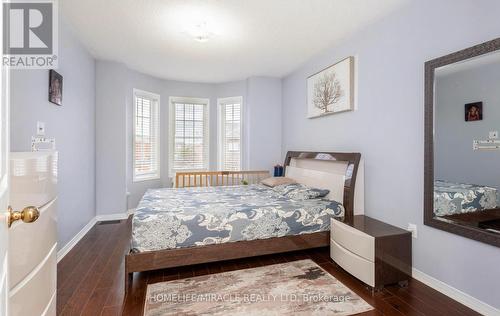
[[57, 218, 481, 316]]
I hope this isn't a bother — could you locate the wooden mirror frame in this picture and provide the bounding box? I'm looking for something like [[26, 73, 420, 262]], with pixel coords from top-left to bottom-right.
[[424, 38, 500, 247]]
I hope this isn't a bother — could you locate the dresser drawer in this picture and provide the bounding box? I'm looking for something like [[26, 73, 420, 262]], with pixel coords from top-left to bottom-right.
[[331, 218, 374, 261], [330, 239, 375, 287]]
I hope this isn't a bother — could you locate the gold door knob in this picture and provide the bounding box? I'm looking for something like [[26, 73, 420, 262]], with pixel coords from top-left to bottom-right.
[[7, 206, 40, 228]]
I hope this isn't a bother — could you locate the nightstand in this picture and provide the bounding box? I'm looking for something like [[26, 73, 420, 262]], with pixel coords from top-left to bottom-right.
[[330, 215, 412, 289]]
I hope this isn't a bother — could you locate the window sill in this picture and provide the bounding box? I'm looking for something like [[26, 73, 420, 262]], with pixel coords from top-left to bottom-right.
[[133, 175, 161, 183]]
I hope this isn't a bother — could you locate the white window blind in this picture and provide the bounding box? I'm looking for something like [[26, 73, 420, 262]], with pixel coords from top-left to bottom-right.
[[133, 89, 160, 181], [169, 97, 209, 176], [218, 97, 243, 171]]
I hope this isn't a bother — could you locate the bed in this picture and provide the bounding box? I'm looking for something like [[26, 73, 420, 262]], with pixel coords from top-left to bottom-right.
[[125, 151, 363, 291], [132, 184, 345, 252], [434, 180, 499, 216]]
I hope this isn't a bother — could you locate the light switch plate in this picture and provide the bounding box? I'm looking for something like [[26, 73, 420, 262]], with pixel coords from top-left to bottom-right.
[[489, 131, 498, 139], [37, 121, 45, 136]]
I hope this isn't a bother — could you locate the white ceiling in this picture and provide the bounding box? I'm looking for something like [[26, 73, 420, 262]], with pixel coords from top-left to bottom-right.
[[62, 0, 407, 83]]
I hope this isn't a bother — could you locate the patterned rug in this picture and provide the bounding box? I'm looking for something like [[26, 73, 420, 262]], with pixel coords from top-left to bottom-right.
[[144, 259, 373, 315]]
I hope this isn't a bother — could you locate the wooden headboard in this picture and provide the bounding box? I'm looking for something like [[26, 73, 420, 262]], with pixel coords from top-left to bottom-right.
[[283, 151, 362, 222]]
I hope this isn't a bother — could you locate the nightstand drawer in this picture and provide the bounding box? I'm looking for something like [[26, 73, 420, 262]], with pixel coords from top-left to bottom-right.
[[330, 239, 375, 287], [331, 218, 374, 261]]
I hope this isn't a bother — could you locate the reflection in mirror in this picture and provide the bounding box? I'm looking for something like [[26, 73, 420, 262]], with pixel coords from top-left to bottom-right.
[[434, 50, 500, 234]]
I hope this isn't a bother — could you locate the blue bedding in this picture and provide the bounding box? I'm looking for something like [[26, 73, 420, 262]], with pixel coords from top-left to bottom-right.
[[132, 184, 344, 252]]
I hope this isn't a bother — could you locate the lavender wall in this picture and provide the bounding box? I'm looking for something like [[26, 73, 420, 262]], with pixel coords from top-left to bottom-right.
[[10, 18, 96, 249], [281, 0, 500, 309], [247, 77, 282, 170], [95, 61, 128, 215]]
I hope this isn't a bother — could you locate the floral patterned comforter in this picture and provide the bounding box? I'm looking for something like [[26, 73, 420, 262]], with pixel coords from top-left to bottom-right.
[[434, 180, 499, 216], [132, 184, 344, 252]]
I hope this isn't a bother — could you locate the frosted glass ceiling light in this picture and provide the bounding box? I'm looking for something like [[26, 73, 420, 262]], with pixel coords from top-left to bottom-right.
[[190, 22, 213, 42]]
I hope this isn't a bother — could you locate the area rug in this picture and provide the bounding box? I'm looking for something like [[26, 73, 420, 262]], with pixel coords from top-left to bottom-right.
[[144, 259, 373, 316]]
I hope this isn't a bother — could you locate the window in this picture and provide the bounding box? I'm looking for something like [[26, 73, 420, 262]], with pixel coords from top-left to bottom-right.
[[169, 97, 210, 176], [133, 89, 160, 181], [218, 97, 243, 171]]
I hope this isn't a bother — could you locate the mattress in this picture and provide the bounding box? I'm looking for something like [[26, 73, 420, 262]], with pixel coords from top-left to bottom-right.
[[434, 180, 499, 216], [132, 184, 344, 252]]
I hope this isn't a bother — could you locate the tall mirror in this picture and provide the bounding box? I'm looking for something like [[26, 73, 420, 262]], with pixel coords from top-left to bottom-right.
[[425, 38, 500, 247]]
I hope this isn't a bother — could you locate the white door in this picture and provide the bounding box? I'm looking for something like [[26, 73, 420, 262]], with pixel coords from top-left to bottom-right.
[[0, 5, 57, 315], [9, 152, 58, 316]]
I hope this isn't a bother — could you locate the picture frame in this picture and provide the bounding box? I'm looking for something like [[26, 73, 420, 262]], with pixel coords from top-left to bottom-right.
[[464, 101, 482, 122], [307, 56, 354, 118], [49, 69, 63, 106]]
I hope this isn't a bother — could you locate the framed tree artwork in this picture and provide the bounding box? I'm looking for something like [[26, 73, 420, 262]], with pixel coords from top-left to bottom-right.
[[307, 56, 354, 118]]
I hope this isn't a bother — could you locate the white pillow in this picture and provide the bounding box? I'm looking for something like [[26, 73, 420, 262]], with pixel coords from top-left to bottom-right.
[[260, 177, 296, 187]]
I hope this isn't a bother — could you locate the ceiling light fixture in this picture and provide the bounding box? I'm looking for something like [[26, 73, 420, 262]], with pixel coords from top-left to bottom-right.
[[190, 21, 213, 42]]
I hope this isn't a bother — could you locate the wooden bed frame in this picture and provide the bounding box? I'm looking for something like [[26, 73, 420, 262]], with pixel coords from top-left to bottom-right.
[[125, 151, 361, 291], [175, 170, 270, 188]]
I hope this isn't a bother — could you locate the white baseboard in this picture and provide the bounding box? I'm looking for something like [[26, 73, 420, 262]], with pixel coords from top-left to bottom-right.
[[412, 268, 499, 316], [95, 213, 128, 221], [57, 209, 136, 263], [57, 217, 97, 263], [95, 208, 135, 222]]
